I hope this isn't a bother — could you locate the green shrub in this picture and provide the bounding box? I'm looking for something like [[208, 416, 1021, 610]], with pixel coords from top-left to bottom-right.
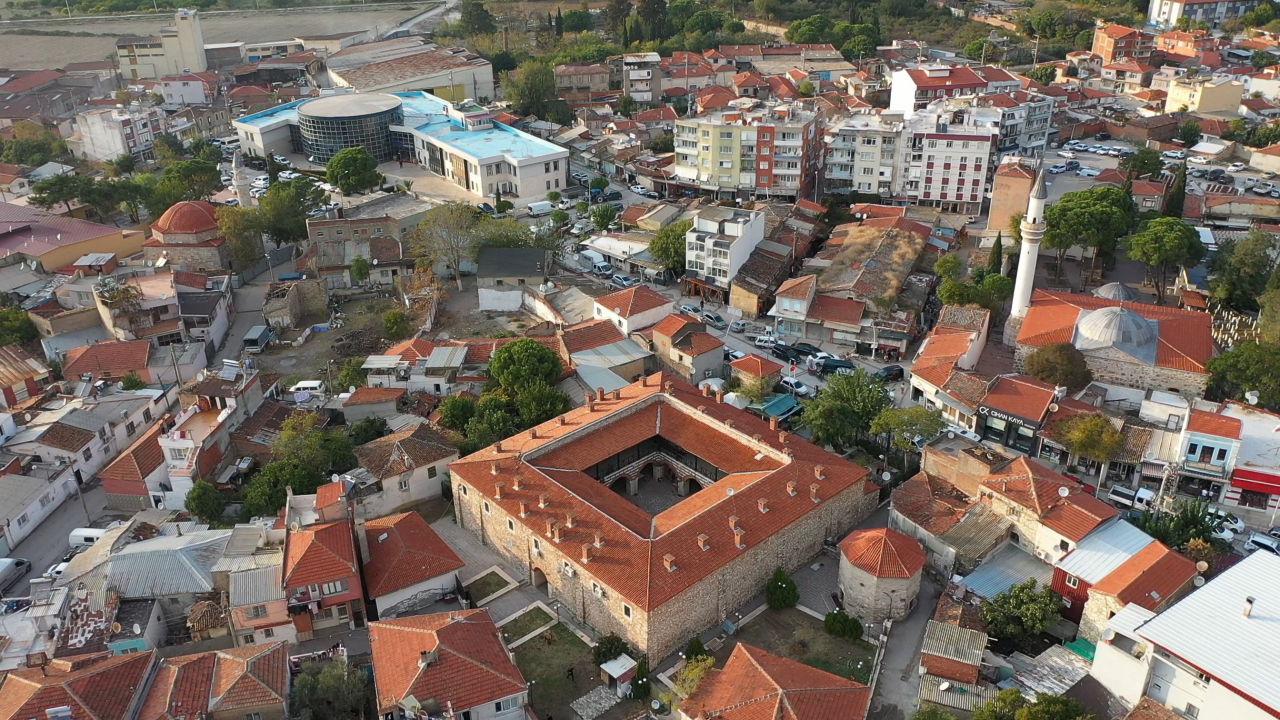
[[765, 567, 799, 609], [685, 636, 707, 660], [824, 608, 864, 642], [592, 634, 633, 665]]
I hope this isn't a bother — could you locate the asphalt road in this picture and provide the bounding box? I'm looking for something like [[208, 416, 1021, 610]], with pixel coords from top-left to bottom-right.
[[213, 257, 298, 366], [6, 484, 112, 598]]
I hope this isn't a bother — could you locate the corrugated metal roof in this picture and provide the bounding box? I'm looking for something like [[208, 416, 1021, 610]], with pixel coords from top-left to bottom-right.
[[1107, 602, 1156, 639], [922, 620, 987, 665], [574, 365, 629, 394], [961, 543, 1053, 599], [918, 674, 999, 712], [1137, 551, 1280, 712], [1002, 645, 1091, 698], [363, 355, 403, 369], [1055, 520, 1153, 584], [230, 563, 286, 606], [425, 346, 468, 368], [940, 504, 1011, 559], [108, 530, 231, 598], [571, 339, 652, 369]]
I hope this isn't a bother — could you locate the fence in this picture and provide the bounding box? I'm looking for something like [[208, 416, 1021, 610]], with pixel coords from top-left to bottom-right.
[[232, 244, 297, 288]]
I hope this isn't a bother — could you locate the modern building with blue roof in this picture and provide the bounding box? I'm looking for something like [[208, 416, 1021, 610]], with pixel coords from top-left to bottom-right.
[[233, 91, 569, 204]]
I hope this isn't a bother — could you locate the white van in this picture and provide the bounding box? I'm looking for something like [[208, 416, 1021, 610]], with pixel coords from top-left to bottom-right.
[[527, 201, 556, 217], [69, 527, 108, 549], [0, 558, 30, 591], [289, 380, 326, 394], [1106, 485, 1156, 511], [1247, 532, 1280, 555]]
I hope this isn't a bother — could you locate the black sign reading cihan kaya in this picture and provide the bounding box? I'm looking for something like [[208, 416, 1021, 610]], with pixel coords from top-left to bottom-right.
[[977, 404, 1041, 430]]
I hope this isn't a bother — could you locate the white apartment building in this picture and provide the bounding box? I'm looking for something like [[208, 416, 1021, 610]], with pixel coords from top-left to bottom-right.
[[888, 65, 1021, 116], [75, 106, 165, 162], [1146, 0, 1260, 29], [1091, 550, 1280, 720], [982, 90, 1054, 158], [115, 8, 207, 80], [683, 205, 766, 301], [824, 111, 905, 197], [899, 97, 1001, 215], [621, 52, 662, 104]]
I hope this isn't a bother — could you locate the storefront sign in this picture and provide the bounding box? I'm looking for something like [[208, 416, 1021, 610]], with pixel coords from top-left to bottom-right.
[[977, 404, 1040, 430]]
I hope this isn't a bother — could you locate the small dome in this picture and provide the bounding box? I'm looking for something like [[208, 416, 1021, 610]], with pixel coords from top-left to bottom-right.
[[838, 527, 926, 578], [1093, 282, 1141, 302], [1077, 306, 1156, 348], [152, 201, 219, 234]]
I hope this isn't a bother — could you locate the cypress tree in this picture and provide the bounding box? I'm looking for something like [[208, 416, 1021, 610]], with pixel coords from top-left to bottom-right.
[[987, 231, 1004, 276], [1165, 162, 1186, 218]]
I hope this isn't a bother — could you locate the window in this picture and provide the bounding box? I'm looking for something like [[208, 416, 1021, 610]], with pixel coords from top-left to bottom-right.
[[533, 538, 541, 552], [553, 160, 560, 171], [562, 560, 572, 573], [460, 484, 468, 496], [544, 162, 551, 173], [1060, 540, 1070, 552], [98, 427, 107, 442], [15, 513, 27, 528], [484, 501, 491, 514], [82, 448, 93, 461], [143, 408, 153, 423], [623, 604, 632, 619], [428, 466, 438, 479], [125, 421, 136, 437], [591, 581, 603, 595], [321, 579, 349, 595], [507, 518, 515, 531], [248, 604, 267, 618], [169, 448, 189, 461], [1217, 447, 1228, 461], [1185, 704, 1200, 719], [495, 698, 520, 713], [336, 604, 349, 620], [262, 628, 275, 639], [398, 478, 410, 491], [1188, 443, 1199, 456], [720, 131, 733, 139], [242, 634, 256, 644], [1065, 575, 1079, 588]]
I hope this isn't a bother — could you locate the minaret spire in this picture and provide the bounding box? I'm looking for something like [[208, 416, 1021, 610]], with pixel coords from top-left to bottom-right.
[[1004, 159, 1048, 346]]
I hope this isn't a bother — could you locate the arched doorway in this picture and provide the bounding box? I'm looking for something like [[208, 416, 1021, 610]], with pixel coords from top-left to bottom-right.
[[531, 567, 548, 596]]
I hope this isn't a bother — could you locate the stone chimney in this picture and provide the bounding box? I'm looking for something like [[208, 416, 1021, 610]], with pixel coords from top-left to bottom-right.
[[758, 498, 768, 513], [581, 543, 592, 563], [495, 439, 503, 452], [530, 427, 538, 439], [787, 480, 797, 496], [490, 461, 499, 475], [539, 493, 549, 509], [512, 473, 523, 491], [494, 482, 504, 500], [810, 483, 821, 503], [552, 523, 564, 542], [559, 416, 567, 426], [814, 465, 825, 480], [518, 500, 528, 518], [702, 384, 711, 397], [545, 518, 555, 536], [734, 527, 746, 549], [770, 416, 779, 430], [729, 515, 739, 531], [595, 387, 605, 402], [565, 511, 576, 528], [697, 534, 709, 551], [716, 387, 725, 403], [663, 553, 677, 572]]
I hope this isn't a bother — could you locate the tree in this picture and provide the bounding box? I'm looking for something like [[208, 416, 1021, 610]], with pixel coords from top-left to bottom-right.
[[842, 34, 878, 59], [258, 178, 326, 244], [913, 709, 960, 720], [672, 655, 715, 697], [871, 405, 946, 453], [766, 566, 799, 609], [350, 417, 390, 445], [633, 656, 651, 699], [1024, 342, 1093, 391], [1119, 147, 1163, 179], [987, 233, 1004, 276], [798, 369, 891, 452], [505, 61, 563, 120], [563, 8, 592, 31], [823, 609, 863, 641], [437, 394, 478, 432], [1058, 413, 1123, 465], [1209, 342, 1280, 410], [490, 338, 562, 391], [592, 203, 618, 231], [649, 218, 691, 274], [647, 134, 674, 153], [457, 0, 497, 34], [29, 172, 85, 213], [79, 178, 125, 224], [107, 153, 136, 177], [163, 159, 221, 200], [152, 132, 184, 162], [605, 0, 632, 33], [0, 307, 37, 347], [327, 147, 382, 194], [350, 255, 371, 285], [617, 94, 638, 117], [589, 177, 610, 192], [797, 79, 816, 96], [514, 381, 572, 428], [1165, 161, 1186, 218], [1125, 217, 1205, 305], [1026, 64, 1057, 85], [972, 689, 1027, 720], [120, 371, 148, 390], [1208, 228, 1278, 311], [410, 203, 481, 291], [217, 205, 265, 272], [1043, 187, 1133, 282], [685, 636, 708, 660], [637, 0, 667, 39], [136, 173, 190, 219], [546, 191, 562, 204], [1254, 49, 1279, 69], [980, 578, 1061, 652], [242, 460, 322, 517], [1178, 119, 1203, 147], [592, 634, 633, 665], [334, 358, 368, 393], [292, 659, 368, 720], [274, 412, 354, 474], [184, 480, 227, 525], [575, 200, 591, 215], [550, 209, 570, 227], [1019, 694, 1093, 720], [383, 309, 412, 340]]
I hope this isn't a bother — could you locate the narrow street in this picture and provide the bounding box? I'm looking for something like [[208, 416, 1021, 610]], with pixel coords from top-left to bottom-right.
[[7, 484, 115, 598], [213, 257, 297, 366]]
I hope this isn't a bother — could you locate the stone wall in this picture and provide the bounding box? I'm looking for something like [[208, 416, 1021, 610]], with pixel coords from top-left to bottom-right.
[[838, 561, 921, 624], [143, 244, 229, 273], [1079, 590, 1125, 642], [30, 305, 101, 337], [106, 491, 151, 513], [452, 468, 878, 662], [888, 507, 957, 579], [1014, 342, 1208, 398], [294, 278, 330, 318]]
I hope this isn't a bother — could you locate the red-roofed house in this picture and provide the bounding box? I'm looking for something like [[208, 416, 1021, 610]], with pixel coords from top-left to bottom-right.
[[909, 305, 991, 430], [977, 374, 1060, 452], [363, 512, 464, 617], [369, 609, 528, 717], [681, 642, 871, 720], [351, 422, 459, 511], [0, 649, 156, 720], [1079, 540, 1197, 641], [143, 200, 231, 271], [838, 527, 926, 623], [284, 518, 363, 640], [341, 385, 405, 423], [1096, 168, 1171, 212], [62, 339, 151, 383], [138, 642, 290, 720], [100, 422, 169, 512], [0, 343, 51, 409], [729, 353, 783, 387], [1091, 24, 1155, 64], [593, 285, 673, 334], [981, 455, 1118, 559], [767, 275, 867, 346], [1014, 289, 1214, 397]]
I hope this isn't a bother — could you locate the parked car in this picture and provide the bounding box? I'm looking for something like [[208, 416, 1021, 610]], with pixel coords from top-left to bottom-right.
[[1254, 182, 1275, 195], [729, 319, 749, 333], [250, 187, 268, 198], [628, 184, 648, 194], [678, 303, 700, 315], [0, 559, 30, 591], [571, 171, 590, 183], [875, 364, 904, 382], [1188, 155, 1209, 165], [220, 174, 232, 184], [1190, 167, 1208, 178], [1246, 177, 1259, 189], [593, 189, 623, 203], [271, 155, 292, 167], [754, 335, 778, 348], [1162, 150, 1187, 159], [610, 273, 639, 289], [790, 342, 821, 357], [770, 344, 800, 362], [779, 376, 812, 397], [42, 561, 67, 580], [1265, 171, 1278, 179], [278, 170, 300, 180], [477, 202, 497, 215], [1095, 131, 1111, 140], [1218, 174, 1236, 185], [1064, 160, 1081, 171], [223, 198, 240, 206], [1076, 167, 1101, 177], [1247, 532, 1280, 555], [701, 311, 727, 329], [817, 357, 856, 376], [1107, 147, 1123, 157], [1271, 189, 1280, 199], [1107, 485, 1155, 511], [644, 191, 662, 199], [1049, 163, 1069, 174], [1229, 162, 1247, 173], [1207, 507, 1246, 534], [1056, 150, 1077, 159], [724, 348, 746, 362]]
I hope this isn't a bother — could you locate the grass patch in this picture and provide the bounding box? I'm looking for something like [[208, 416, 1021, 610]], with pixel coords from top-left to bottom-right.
[[513, 624, 595, 720], [500, 606, 553, 642], [464, 570, 509, 600], [717, 607, 876, 684]]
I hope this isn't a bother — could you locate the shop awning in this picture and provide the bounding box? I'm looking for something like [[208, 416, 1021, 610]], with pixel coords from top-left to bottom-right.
[[1233, 468, 1280, 494]]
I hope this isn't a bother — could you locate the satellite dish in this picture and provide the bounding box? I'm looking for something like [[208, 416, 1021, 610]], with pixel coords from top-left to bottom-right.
[[331, 474, 339, 482], [290, 521, 299, 532], [947, 431, 955, 439], [1194, 576, 1206, 587], [614, 307, 621, 314], [132, 623, 141, 635], [1101, 629, 1115, 641], [1058, 486, 1070, 498], [881, 471, 891, 482], [1247, 390, 1260, 405], [349, 386, 356, 394], [726, 487, 735, 496], [1048, 402, 1059, 412], [1196, 560, 1210, 572], [111, 622, 122, 633], [939, 682, 952, 692]]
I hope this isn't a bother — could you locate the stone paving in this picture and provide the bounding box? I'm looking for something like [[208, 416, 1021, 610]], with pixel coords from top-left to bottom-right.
[[571, 685, 621, 720]]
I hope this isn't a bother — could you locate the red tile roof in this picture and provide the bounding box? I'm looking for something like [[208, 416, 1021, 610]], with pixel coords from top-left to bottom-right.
[[450, 372, 874, 611], [980, 374, 1057, 423], [1187, 408, 1242, 439], [596, 285, 670, 318], [839, 527, 926, 579], [676, 331, 723, 356], [139, 642, 289, 720], [344, 386, 406, 406], [369, 610, 527, 714], [652, 313, 701, 340], [387, 337, 436, 362], [561, 319, 626, 355], [0, 651, 154, 720], [982, 457, 1117, 541], [99, 422, 165, 497], [891, 472, 973, 536], [1124, 697, 1183, 720], [1017, 290, 1214, 374], [172, 270, 209, 290], [730, 353, 784, 379], [151, 200, 220, 234], [807, 295, 865, 326], [0, 343, 48, 390], [683, 643, 871, 720], [63, 340, 152, 381], [775, 275, 817, 300], [316, 481, 345, 508], [353, 422, 458, 480], [364, 512, 464, 598], [1091, 541, 1196, 610], [284, 518, 358, 588]]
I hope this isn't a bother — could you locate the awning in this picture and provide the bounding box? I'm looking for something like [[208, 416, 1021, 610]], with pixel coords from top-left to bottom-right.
[[750, 393, 800, 419], [1233, 468, 1280, 494]]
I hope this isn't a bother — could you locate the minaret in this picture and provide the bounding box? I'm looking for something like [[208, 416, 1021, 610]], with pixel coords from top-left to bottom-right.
[[1004, 162, 1048, 346], [232, 150, 254, 208]]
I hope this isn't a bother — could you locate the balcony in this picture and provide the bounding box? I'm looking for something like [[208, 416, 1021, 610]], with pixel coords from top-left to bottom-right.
[[288, 588, 315, 613], [629, 69, 652, 79], [1183, 460, 1227, 479]]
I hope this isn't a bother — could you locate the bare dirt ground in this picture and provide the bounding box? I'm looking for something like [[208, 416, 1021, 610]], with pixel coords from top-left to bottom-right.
[[431, 276, 535, 340], [255, 295, 412, 383]]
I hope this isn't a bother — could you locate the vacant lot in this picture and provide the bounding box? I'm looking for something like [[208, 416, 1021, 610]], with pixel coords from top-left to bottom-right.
[[715, 607, 876, 684]]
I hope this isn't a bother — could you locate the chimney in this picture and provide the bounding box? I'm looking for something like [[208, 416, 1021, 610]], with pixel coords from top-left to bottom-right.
[[490, 461, 499, 475], [552, 523, 564, 542], [723, 419, 734, 430], [729, 515, 739, 531], [559, 415, 567, 425], [494, 482, 505, 500], [596, 387, 605, 402], [581, 543, 592, 563], [419, 649, 438, 668], [758, 498, 769, 513], [814, 465, 825, 480], [787, 480, 797, 496], [587, 401, 595, 412], [702, 384, 711, 397], [665, 381, 675, 395], [594, 531, 605, 548], [663, 553, 677, 572], [770, 416, 779, 430], [810, 483, 820, 503], [779, 431, 788, 444], [734, 527, 746, 549], [565, 511, 576, 528], [1245, 596, 1256, 618], [716, 387, 725, 403], [697, 534, 710, 551], [496, 439, 503, 452], [545, 518, 555, 536], [698, 405, 707, 414], [518, 500, 528, 518], [641, 374, 648, 387], [613, 389, 622, 400], [530, 427, 538, 439], [539, 493, 549, 508], [512, 473, 523, 491]]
